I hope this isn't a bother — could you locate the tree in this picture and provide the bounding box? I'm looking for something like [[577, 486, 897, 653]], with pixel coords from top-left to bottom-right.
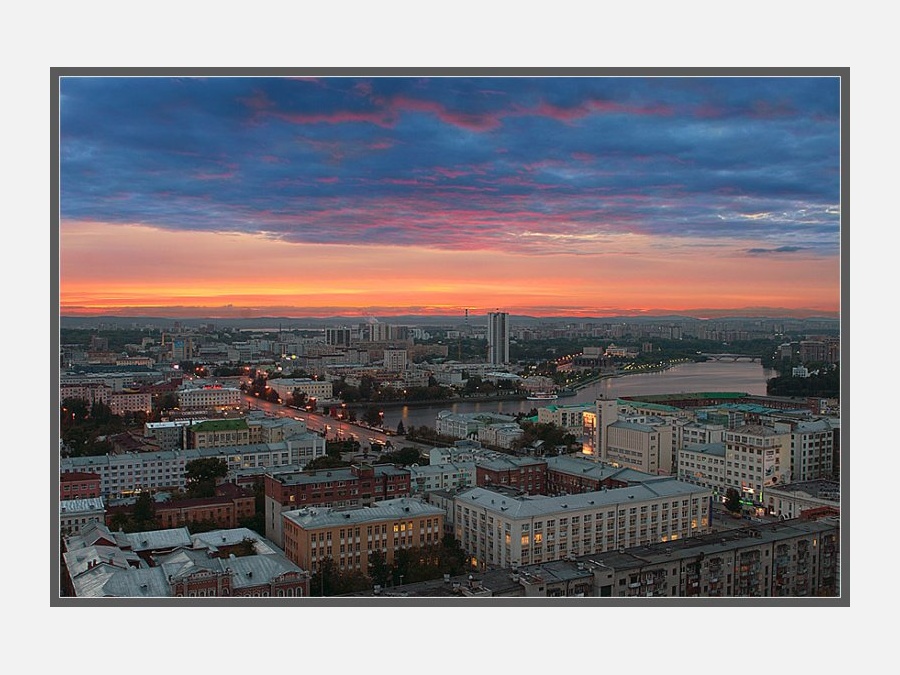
[[185, 457, 227, 498], [132, 491, 157, 531], [725, 488, 742, 513], [363, 406, 383, 427], [396, 421, 406, 436], [368, 549, 391, 588]]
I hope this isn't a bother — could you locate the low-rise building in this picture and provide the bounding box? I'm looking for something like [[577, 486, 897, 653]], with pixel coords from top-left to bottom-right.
[[281, 497, 445, 576], [475, 453, 547, 495], [763, 480, 840, 519], [266, 377, 333, 402], [264, 464, 411, 547], [62, 522, 309, 598], [544, 455, 657, 495], [60, 471, 102, 500], [177, 385, 243, 410], [409, 462, 476, 495], [60, 497, 105, 536]]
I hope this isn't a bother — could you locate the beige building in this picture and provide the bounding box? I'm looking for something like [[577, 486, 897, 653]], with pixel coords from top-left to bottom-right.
[[454, 480, 712, 570], [724, 424, 792, 505], [282, 497, 445, 575], [605, 420, 674, 474], [537, 404, 594, 435], [678, 442, 727, 496], [266, 377, 334, 402], [177, 386, 243, 410]]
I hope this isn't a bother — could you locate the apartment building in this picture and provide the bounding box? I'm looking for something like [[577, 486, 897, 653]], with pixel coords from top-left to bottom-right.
[[515, 517, 839, 598], [264, 464, 411, 547], [677, 442, 728, 495], [772, 418, 835, 482], [605, 419, 674, 474], [188, 419, 252, 448], [723, 424, 792, 506], [144, 419, 198, 450], [454, 480, 712, 570], [61, 434, 326, 498], [281, 497, 445, 575]]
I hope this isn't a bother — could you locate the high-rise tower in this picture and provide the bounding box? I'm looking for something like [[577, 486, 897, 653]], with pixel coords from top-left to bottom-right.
[[487, 311, 509, 365]]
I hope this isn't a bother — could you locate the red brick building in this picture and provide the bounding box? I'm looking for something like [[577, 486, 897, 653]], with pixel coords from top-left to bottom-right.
[[60, 471, 102, 500], [264, 463, 411, 547], [475, 455, 547, 495], [105, 482, 256, 531]]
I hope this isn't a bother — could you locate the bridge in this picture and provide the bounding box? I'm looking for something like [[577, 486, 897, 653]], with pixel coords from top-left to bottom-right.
[[698, 353, 762, 362]]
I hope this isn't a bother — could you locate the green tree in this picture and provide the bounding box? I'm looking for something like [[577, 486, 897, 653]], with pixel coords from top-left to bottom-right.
[[132, 491, 157, 531], [396, 421, 406, 435], [363, 406, 384, 427], [185, 457, 227, 498], [725, 488, 742, 513], [368, 549, 391, 588]]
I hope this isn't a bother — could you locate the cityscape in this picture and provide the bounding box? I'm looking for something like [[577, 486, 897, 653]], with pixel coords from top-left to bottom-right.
[[56, 73, 844, 604]]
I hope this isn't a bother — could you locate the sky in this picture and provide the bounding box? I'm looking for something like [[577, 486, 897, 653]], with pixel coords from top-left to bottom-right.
[[58, 74, 842, 320]]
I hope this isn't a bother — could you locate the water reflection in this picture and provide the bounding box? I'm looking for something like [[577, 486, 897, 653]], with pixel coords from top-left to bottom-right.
[[383, 361, 776, 430]]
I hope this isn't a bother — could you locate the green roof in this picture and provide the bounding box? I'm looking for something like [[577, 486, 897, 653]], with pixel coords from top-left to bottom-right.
[[191, 419, 249, 432]]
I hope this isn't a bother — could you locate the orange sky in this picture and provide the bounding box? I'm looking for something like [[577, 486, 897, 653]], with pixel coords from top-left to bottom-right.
[[59, 220, 840, 318]]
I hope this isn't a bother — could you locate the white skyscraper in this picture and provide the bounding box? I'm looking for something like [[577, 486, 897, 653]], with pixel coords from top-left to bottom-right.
[[487, 311, 509, 365]]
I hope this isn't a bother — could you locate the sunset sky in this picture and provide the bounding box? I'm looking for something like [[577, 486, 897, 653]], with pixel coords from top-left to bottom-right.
[[58, 74, 842, 319]]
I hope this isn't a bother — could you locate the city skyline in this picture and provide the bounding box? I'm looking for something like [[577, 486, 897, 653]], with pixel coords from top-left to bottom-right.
[[59, 74, 842, 319]]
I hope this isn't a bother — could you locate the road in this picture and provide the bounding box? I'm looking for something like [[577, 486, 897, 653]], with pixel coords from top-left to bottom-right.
[[243, 393, 414, 451]]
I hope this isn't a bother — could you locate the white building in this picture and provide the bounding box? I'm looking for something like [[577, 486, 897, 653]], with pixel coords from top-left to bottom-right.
[[763, 480, 840, 519], [60, 497, 106, 536], [724, 424, 792, 505], [177, 386, 243, 410], [60, 435, 326, 498], [478, 423, 525, 449], [266, 378, 333, 402], [435, 411, 518, 440], [409, 462, 476, 495], [454, 480, 713, 570]]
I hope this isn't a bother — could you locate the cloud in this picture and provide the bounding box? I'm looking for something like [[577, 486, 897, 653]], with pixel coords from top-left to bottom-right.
[[745, 246, 806, 255]]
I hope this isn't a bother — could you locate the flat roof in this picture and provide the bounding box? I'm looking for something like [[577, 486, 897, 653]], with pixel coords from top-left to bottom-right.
[[284, 497, 444, 528], [456, 480, 710, 519]]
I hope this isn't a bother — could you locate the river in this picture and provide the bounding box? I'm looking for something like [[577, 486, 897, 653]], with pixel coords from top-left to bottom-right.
[[382, 360, 777, 430]]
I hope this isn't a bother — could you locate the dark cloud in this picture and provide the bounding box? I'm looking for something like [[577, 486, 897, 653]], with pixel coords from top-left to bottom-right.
[[60, 76, 841, 256]]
